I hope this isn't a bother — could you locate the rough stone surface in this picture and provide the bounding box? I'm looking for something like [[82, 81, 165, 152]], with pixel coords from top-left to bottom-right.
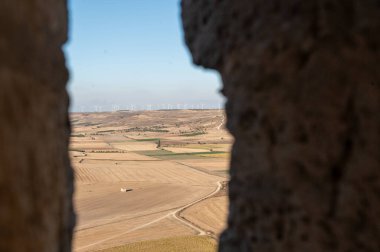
[[182, 0, 380, 251], [0, 0, 74, 251]]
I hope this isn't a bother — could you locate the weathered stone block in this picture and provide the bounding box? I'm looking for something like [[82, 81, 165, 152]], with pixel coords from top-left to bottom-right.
[[0, 0, 74, 251], [182, 0, 380, 251]]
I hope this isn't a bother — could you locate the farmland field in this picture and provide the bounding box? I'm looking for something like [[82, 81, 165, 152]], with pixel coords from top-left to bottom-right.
[[70, 110, 232, 251], [99, 236, 217, 252]]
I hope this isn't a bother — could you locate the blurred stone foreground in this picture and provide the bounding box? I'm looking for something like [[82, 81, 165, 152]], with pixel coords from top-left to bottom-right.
[[0, 0, 379, 251]]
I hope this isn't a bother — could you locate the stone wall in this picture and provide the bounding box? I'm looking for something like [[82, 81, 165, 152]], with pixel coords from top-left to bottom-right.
[[0, 0, 379, 251], [0, 0, 74, 251], [182, 0, 380, 251]]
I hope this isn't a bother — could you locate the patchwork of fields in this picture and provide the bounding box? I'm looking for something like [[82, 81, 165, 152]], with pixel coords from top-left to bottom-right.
[[70, 110, 232, 251]]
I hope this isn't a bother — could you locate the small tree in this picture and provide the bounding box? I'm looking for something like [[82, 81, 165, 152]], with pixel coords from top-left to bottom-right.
[[156, 139, 161, 148]]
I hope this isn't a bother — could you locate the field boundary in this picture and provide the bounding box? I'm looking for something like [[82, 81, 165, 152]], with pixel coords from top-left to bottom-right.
[[172, 181, 223, 238], [76, 182, 222, 251]]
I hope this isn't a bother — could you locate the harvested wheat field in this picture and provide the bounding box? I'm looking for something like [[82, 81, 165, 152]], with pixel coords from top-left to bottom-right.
[[180, 196, 228, 237], [70, 110, 232, 251], [99, 236, 217, 252]]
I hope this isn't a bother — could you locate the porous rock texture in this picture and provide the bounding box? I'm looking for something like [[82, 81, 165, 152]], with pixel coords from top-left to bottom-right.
[[0, 0, 74, 251], [182, 0, 380, 251]]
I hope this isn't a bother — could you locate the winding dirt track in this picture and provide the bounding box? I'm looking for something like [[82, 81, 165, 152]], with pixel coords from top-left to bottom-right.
[[71, 110, 231, 251], [217, 115, 225, 130], [76, 181, 222, 251], [172, 181, 222, 236]]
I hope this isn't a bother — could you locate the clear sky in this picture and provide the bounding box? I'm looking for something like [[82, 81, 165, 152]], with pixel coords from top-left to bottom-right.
[[65, 0, 224, 112]]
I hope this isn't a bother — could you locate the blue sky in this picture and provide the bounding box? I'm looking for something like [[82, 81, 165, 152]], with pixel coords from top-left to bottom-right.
[[65, 0, 224, 112]]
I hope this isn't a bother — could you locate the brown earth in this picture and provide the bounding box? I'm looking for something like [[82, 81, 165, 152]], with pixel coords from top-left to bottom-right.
[[70, 110, 232, 251]]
